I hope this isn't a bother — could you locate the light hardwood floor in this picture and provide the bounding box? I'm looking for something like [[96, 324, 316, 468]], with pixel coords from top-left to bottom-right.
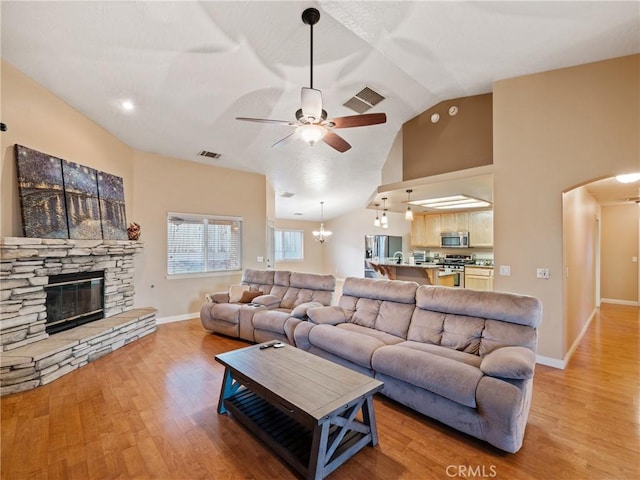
[[2, 303, 638, 479]]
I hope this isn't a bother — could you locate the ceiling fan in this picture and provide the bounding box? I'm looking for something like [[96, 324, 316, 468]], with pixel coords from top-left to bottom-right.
[[236, 8, 387, 153]]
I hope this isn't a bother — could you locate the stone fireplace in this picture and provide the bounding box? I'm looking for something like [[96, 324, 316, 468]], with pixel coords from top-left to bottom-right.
[[0, 237, 156, 395]]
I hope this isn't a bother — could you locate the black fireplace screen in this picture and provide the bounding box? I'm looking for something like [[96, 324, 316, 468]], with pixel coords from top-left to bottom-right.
[[45, 271, 104, 334]]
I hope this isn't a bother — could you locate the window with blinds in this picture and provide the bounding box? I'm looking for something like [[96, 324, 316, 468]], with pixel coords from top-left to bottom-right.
[[167, 213, 242, 275], [274, 229, 304, 261]]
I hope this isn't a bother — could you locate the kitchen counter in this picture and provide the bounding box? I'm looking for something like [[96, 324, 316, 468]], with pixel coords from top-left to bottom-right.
[[367, 261, 456, 286]]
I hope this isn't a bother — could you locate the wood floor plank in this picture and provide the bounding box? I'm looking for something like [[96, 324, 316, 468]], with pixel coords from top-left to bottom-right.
[[1, 303, 638, 479]]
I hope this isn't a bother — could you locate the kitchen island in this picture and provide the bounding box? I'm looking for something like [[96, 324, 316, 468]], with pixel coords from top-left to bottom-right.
[[367, 261, 456, 287]]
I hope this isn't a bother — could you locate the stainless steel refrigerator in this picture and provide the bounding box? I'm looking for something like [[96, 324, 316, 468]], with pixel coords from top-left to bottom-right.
[[364, 235, 403, 278]]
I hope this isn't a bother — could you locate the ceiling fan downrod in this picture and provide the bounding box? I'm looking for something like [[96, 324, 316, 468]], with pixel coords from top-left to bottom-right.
[[302, 8, 320, 90]]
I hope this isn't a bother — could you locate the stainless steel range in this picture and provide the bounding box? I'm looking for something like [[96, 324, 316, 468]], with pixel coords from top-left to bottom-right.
[[436, 254, 475, 287]]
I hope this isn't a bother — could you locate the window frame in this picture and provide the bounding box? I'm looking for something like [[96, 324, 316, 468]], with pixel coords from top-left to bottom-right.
[[166, 212, 243, 278], [274, 228, 304, 262]]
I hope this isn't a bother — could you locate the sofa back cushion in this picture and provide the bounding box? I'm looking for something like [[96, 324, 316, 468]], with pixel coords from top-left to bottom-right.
[[407, 286, 541, 355], [241, 269, 275, 294], [338, 277, 417, 338], [279, 272, 336, 309]]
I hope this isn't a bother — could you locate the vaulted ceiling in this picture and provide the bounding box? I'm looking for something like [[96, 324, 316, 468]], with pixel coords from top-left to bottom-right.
[[2, 1, 638, 220]]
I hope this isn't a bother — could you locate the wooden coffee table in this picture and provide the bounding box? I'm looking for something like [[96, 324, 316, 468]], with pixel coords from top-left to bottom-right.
[[215, 342, 384, 480]]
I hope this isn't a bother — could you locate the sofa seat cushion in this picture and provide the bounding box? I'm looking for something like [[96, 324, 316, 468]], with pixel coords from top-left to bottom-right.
[[208, 303, 243, 324], [336, 323, 405, 346], [397, 341, 482, 368], [308, 324, 390, 369], [252, 309, 290, 334], [371, 344, 484, 408]]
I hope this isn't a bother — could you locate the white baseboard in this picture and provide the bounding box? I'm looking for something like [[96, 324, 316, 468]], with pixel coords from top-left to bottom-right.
[[601, 298, 639, 306], [156, 313, 198, 325], [536, 355, 565, 369]]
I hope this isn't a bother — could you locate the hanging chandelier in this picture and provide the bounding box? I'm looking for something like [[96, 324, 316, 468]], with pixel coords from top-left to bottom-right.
[[312, 201, 332, 243]]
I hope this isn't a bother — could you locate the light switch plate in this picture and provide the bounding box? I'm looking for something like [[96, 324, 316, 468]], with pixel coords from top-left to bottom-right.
[[536, 268, 550, 279], [499, 265, 511, 276]]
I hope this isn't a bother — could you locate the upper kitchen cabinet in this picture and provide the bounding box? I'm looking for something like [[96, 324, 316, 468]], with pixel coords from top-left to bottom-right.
[[411, 214, 427, 247], [411, 214, 441, 248], [441, 212, 469, 232], [424, 215, 442, 247], [469, 210, 493, 247]]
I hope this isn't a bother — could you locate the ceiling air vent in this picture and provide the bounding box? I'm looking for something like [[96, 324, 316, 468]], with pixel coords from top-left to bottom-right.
[[199, 150, 221, 159], [343, 86, 386, 114], [280, 192, 295, 198]]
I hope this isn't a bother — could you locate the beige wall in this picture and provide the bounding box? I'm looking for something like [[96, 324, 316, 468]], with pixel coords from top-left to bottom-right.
[[273, 218, 325, 274], [131, 151, 267, 318], [493, 54, 639, 361], [403, 93, 493, 181], [601, 204, 639, 303], [381, 129, 403, 185], [1, 60, 134, 236], [562, 186, 599, 353], [1, 59, 269, 320]]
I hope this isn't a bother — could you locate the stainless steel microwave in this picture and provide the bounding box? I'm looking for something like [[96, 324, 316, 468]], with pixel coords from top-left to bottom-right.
[[440, 231, 469, 248]]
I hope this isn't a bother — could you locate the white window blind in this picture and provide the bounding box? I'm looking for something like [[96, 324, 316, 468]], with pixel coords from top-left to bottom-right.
[[274, 229, 304, 261], [167, 213, 242, 275]]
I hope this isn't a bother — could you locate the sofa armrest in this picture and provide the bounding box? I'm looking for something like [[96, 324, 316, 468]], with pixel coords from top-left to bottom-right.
[[480, 346, 536, 380], [205, 292, 229, 303], [251, 294, 281, 308], [290, 301, 325, 319], [307, 306, 347, 325]]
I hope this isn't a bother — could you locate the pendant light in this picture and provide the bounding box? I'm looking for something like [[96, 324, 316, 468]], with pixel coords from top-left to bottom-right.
[[312, 201, 332, 243], [381, 197, 389, 228], [373, 203, 381, 227], [405, 189, 414, 221]]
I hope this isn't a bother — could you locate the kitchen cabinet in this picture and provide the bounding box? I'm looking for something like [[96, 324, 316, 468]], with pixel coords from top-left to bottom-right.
[[424, 214, 441, 247], [441, 212, 469, 232], [410, 214, 426, 247], [469, 210, 493, 247], [464, 266, 494, 291]]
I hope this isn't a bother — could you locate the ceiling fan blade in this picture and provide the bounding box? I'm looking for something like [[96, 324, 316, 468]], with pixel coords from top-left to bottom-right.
[[301, 87, 323, 121], [322, 131, 351, 153], [236, 117, 297, 126], [271, 132, 297, 148], [329, 113, 387, 129]]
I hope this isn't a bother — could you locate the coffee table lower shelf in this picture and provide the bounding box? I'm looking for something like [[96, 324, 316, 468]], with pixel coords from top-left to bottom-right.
[[225, 389, 371, 479]]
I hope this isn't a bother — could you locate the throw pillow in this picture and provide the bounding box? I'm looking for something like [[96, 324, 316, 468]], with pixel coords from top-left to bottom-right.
[[239, 290, 263, 303], [228, 284, 250, 303]]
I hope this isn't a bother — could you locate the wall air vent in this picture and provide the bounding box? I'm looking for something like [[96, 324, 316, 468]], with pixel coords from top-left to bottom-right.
[[343, 86, 386, 114], [199, 150, 221, 159]]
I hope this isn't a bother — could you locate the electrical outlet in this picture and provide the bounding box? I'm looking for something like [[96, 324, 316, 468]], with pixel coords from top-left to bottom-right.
[[499, 265, 511, 276], [536, 268, 550, 279]]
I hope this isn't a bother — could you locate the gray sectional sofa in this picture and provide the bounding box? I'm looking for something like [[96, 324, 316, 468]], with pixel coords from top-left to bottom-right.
[[293, 276, 542, 453], [200, 269, 336, 344]]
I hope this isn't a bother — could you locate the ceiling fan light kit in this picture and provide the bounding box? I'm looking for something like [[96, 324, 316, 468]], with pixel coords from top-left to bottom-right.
[[235, 7, 387, 153]]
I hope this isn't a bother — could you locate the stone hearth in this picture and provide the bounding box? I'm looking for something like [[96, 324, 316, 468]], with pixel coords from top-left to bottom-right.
[[0, 237, 157, 395]]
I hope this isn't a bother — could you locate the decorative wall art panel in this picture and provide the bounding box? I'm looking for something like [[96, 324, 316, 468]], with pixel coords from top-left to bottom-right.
[[14, 144, 128, 240], [15, 145, 69, 238], [97, 172, 128, 240], [62, 160, 103, 239]]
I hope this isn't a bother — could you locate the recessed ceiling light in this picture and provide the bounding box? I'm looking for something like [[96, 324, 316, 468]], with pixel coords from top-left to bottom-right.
[[430, 113, 440, 123], [448, 106, 458, 116], [615, 173, 640, 183], [121, 100, 135, 111]]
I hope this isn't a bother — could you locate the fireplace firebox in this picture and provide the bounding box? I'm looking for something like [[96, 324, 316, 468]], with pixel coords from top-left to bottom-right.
[[45, 271, 105, 334]]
